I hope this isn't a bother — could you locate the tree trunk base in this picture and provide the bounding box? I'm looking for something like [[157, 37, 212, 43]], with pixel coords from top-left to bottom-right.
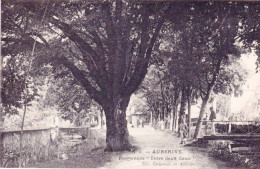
[[104, 145, 132, 152], [104, 143, 133, 152]]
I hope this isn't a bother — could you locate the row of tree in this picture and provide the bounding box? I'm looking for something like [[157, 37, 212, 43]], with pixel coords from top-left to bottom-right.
[[141, 56, 248, 138], [140, 2, 257, 138]]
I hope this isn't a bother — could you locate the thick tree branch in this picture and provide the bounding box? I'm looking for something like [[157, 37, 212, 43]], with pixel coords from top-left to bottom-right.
[[100, 2, 117, 89], [124, 15, 166, 96], [49, 17, 108, 91], [26, 32, 49, 46], [59, 56, 104, 104]]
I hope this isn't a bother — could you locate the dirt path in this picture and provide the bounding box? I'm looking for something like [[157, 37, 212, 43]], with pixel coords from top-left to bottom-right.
[[101, 126, 242, 169], [34, 126, 242, 168]]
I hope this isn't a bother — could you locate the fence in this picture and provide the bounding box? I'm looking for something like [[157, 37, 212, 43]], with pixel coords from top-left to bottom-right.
[[190, 120, 260, 138], [214, 121, 260, 135]]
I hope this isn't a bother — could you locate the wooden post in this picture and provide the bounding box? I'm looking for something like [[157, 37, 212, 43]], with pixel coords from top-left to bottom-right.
[[211, 121, 215, 135], [228, 122, 232, 134]]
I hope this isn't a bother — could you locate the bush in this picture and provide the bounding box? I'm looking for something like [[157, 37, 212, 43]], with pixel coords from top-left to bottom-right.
[[208, 140, 259, 169]]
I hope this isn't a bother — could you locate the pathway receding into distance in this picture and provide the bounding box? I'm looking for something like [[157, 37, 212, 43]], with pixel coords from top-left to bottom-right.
[[102, 126, 242, 169]]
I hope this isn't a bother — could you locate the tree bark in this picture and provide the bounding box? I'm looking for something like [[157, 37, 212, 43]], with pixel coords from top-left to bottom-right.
[[171, 90, 179, 132], [174, 105, 179, 132], [178, 85, 187, 132], [193, 93, 210, 139], [150, 111, 153, 126], [103, 96, 131, 152], [169, 109, 174, 131], [100, 108, 104, 129], [187, 95, 191, 138]]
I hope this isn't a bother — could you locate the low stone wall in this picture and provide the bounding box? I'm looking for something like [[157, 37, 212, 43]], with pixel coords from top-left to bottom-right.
[[59, 127, 90, 138], [2, 128, 58, 167], [1, 127, 106, 167]]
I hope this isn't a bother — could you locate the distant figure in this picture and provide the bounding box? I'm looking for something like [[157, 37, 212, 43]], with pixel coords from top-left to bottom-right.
[[141, 119, 144, 128], [137, 119, 140, 127], [205, 112, 210, 135], [205, 113, 208, 121], [179, 121, 187, 144], [161, 120, 165, 130], [50, 126, 59, 142], [209, 107, 216, 135]]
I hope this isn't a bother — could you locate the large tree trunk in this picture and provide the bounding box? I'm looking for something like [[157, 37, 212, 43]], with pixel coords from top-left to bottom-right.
[[169, 109, 174, 131], [178, 86, 187, 132], [150, 111, 153, 126], [100, 108, 104, 129], [103, 96, 131, 152], [187, 95, 191, 138], [193, 93, 210, 139], [174, 104, 179, 132], [172, 91, 179, 132], [171, 100, 178, 132]]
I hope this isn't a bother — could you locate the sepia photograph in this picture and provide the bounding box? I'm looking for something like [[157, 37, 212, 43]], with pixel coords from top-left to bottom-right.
[[0, 0, 260, 168]]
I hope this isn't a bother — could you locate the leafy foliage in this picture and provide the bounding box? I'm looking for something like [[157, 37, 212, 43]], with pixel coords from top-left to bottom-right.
[[42, 73, 100, 123]]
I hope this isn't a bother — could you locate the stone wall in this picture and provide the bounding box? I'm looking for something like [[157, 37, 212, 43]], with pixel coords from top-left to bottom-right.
[[59, 127, 89, 138], [1, 128, 57, 167], [1, 127, 106, 167]]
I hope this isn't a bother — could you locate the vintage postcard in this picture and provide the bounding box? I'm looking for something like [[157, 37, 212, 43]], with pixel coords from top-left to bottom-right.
[[1, 0, 260, 168]]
